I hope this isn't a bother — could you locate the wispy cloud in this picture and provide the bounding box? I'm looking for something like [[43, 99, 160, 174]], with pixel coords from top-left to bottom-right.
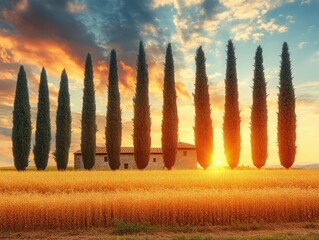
[[310, 51, 319, 62], [301, 0, 311, 5], [286, 15, 294, 23], [298, 41, 308, 48]]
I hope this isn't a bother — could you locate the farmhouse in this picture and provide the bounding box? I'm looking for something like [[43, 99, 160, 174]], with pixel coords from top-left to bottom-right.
[[74, 142, 197, 170]]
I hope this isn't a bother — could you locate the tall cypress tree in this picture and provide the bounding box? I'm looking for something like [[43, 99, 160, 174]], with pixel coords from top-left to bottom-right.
[[33, 67, 51, 170], [12, 65, 31, 171], [162, 43, 178, 170], [278, 42, 296, 169], [194, 46, 213, 169], [223, 40, 241, 169], [106, 49, 121, 170], [133, 41, 151, 170], [55, 69, 72, 170], [251, 46, 268, 169], [81, 53, 96, 170]]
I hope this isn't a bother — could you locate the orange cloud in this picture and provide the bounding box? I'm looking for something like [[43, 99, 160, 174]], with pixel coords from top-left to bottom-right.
[[118, 60, 136, 98], [94, 60, 108, 94], [67, 1, 86, 13], [176, 81, 191, 100], [0, 35, 83, 80]]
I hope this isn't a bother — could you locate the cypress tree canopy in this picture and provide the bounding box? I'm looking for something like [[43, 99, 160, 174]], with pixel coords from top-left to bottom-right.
[[162, 43, 178, 170], [34, 67, 51, 170], [251, 46, 268, 169], [278, 42, 296, 169], [223, 40, 241, 169], [106, 49, 122, 170], [194, 46, 213, 169], [133, 41, 151, 170], [55, 69, 72, 170], [12, 65, 31, 171], [81, 53, 96, 170]]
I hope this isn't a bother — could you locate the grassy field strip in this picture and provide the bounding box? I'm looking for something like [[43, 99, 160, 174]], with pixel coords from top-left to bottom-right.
[[1, 222, 319, 239], [1, 170, 319, 193], [1, 188, 319, 230]]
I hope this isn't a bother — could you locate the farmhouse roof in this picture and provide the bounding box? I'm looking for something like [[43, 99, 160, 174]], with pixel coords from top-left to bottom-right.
[[74, 142, 195, 155]]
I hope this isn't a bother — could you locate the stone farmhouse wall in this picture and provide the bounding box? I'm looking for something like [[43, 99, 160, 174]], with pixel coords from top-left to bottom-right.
[[74, 149, 197, 170]]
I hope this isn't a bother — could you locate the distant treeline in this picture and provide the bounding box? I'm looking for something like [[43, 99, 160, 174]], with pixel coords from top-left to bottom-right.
[[11, 40, 296, 171]]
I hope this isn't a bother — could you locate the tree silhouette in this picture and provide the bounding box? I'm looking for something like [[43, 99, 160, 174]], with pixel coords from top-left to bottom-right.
[[194, 46, 213, 169], [81, 53, 96, 170], [251, 46, 268, 169], [106, 49, 122, 170], [12, 65, 31, 171], [133, 41, 151, 170], [162, 43, 178, 170], [55, 69, 72, 170], [34, 67, 51, 170], [223, 40, 241, 169], [278, 42, 296, 169]]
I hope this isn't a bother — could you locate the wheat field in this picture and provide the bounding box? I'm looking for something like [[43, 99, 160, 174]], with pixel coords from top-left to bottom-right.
[[0, 169, 319, 230]]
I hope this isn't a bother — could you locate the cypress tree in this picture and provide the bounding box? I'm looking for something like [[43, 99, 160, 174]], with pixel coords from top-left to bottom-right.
[[55, 69, 72, 170], [194, 46, 213, 169], [133, 41, 151, 170], [251, 46, 268, 169], [106, 49, 121, 170], [162, 43, 178, 170], [223, 40, 241, 169], [81, 53, 96, 170], [33, 67, 51, 170], [278, 42, 296, 169], [12, 65, 31, 171]]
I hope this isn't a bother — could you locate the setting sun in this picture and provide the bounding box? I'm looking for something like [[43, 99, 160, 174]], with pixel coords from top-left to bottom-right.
[[214, 159, 222, 167]]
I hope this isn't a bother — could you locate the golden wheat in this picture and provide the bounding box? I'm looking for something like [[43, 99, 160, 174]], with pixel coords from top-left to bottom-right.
[[0, 169, 318, 230], [1, 170, 318, 193]]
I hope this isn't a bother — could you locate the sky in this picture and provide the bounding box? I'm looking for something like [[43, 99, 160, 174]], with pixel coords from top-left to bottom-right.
[[0, 0, 318, 168]]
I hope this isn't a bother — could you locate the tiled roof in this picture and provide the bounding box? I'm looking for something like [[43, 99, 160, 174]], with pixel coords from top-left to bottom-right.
[[74, 142, 195, 155], [177, 142, 196, 149]]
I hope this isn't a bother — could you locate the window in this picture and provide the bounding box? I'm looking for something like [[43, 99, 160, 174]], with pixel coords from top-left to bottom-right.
[[124, 163, 129, 169], [183, 151, 187, 156], [104, 156, 108, 162], [153, 158, 156, 162]]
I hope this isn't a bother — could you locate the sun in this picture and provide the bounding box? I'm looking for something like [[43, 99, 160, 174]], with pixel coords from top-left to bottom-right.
[[212, 158, 223, 169], [214, 159, 222, 166]]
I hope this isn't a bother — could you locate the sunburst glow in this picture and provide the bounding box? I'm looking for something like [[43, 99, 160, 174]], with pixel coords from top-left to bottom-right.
[[214, 159, 222, 166]]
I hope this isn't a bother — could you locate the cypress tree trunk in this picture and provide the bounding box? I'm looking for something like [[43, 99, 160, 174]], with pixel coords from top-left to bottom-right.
[[133, 41, 151, 170], [194, 46, 213, 169], [251, 46, 268, 169], [223, 40, 241, 169], [12, 65, 31, 171], [106, 50, 121, 170], [33, 67, 51, 170], [81, 53, 96, 170], [55, 69, 72, 170], [162, 43, 178, 170], [278, 42, 296, 169]]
